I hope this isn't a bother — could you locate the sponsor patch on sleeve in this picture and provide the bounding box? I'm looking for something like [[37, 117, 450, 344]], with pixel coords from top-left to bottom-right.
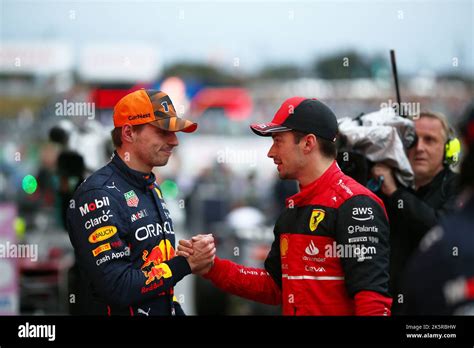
[[88, 226, 117, 243], [92, 243, 111, 256]]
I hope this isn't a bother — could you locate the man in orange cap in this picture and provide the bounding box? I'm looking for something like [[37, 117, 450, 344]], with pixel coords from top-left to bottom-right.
[[67, 89, 215, 316]]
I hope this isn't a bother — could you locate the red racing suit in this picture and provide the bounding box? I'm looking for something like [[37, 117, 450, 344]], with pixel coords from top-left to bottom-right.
[[205, 161, 392, 315]]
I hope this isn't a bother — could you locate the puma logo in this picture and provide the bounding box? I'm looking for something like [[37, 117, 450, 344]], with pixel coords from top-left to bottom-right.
[[106, 182, 121, 192], [137, 307, 151, 316]]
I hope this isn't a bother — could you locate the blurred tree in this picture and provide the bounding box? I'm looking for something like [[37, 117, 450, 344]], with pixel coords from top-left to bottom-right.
[[162, 63, 243, 86], [437, 72, 474, 84], [257, 64, 303, 79], [313, 51, 389, 79]]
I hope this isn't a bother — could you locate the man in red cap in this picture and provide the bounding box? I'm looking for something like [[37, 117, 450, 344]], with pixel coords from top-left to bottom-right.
[[178, 97, 392, 315], [67, 89, 215, 315]]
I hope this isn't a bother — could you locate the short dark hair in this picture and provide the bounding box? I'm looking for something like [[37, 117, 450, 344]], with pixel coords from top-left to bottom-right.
[[293, 131, 337, 159], [111, 124, 147, 148]]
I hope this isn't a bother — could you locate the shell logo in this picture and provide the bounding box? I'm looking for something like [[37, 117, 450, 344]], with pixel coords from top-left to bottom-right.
[[280, 235, 289, 257]]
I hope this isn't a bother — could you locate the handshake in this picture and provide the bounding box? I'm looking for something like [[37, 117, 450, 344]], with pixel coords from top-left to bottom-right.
[[177, 234, 216, 276]]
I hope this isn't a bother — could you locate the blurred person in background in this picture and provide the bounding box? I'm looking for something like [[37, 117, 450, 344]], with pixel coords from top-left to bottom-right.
[[271, 174, 298, 221], [48, 125, 87, 314], [179, 97, 392, 315], [35, 143, 60, 209], [184, 163, 234, 315], [400, 101, 474, 315], [185, 164, 234, 236], [49, 124, 86, 230], [371, 111, 460, 314], [67, 89, 215, 315]]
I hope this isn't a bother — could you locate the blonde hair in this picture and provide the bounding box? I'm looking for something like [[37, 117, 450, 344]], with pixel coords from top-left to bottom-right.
[[418, 111, 452, 142]]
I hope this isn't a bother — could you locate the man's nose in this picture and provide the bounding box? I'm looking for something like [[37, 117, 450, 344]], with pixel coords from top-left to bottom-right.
[[169, 132, 179, 146], [267, 144, 275, 158], [415, 138, 425, 152]]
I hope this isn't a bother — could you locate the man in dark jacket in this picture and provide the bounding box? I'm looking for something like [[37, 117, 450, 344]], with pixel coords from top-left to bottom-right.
[[400, 101, 474, 315], [67, 89, 215, 315], [371, 111, 460, 314]]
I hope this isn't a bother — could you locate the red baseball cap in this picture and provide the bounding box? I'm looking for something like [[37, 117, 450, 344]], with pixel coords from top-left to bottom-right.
[[113, 89, 197, 133], [250, 97, 338, 141]]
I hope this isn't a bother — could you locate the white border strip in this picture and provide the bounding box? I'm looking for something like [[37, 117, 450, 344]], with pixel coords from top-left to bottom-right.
[[282, 274, 345, 280]]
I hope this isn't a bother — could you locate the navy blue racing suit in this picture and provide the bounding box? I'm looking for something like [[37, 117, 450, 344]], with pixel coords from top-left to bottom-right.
[[67, 152, 191, 315]]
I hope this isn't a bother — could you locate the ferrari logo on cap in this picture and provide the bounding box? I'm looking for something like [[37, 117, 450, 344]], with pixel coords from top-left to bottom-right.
[[309, 209, 325, 232]]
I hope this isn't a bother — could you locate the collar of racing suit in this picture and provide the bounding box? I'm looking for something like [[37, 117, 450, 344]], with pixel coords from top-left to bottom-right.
[[286, 160, 341, 207], [110, 151, 156, 190]]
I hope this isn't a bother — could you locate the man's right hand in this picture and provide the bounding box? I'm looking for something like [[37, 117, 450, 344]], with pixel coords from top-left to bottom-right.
[[178, 234, 215, 275], [371, 163, 398, 196]]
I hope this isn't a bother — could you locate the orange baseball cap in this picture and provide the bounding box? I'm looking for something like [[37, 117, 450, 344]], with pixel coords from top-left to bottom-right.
[[113, 89, 197, 133]]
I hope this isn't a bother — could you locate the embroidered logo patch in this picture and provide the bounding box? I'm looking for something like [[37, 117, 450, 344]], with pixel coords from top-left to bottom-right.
[[309, 209, 325, 232], [124, 190, 139, 207]]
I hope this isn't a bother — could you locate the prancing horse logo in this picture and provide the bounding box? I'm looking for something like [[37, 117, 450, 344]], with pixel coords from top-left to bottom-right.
[[309, 209, 325, 232]]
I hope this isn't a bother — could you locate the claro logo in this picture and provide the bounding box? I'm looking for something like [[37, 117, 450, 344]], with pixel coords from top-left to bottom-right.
[[88, 225, 117, 243]]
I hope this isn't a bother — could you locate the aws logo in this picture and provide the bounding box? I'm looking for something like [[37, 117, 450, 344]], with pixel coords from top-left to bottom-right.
[[351, 207, 374, 221], [309, 209, 325, 232]]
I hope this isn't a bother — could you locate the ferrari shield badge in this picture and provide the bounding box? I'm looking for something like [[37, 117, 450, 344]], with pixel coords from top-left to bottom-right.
[[309, 209, 325, 232]]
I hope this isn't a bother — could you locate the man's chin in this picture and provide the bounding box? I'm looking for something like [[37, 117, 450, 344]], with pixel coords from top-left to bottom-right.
[[278, 171, 292, 180], [152, 157, 170, 167], [412, 163, 428, 174], [413, 168, 432, 180]]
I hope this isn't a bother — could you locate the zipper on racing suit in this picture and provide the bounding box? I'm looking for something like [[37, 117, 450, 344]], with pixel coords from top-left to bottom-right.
[[150, 184, 176, 316]]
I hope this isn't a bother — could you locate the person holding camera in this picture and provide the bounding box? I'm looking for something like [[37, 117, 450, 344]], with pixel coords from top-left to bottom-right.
[[371, 111, 460, 314]]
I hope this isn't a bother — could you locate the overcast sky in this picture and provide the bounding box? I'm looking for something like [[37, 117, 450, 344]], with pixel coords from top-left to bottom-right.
[[1, 0, 473, 75]]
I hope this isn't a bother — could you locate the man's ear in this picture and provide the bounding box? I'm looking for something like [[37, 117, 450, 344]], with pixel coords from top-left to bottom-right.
[[302, 134, 317, 154], [121, 124, 135, 144]]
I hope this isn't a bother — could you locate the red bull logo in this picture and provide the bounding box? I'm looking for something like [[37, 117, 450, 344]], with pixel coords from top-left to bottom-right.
[[141, 240, 175, 285]]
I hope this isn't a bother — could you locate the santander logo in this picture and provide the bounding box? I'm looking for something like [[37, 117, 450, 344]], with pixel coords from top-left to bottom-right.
[[305, 240, 319, 256]]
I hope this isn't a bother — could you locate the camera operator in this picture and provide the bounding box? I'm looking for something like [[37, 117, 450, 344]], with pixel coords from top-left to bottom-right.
[[371, 111, 460, 314], [400, 102, 474, 315]]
